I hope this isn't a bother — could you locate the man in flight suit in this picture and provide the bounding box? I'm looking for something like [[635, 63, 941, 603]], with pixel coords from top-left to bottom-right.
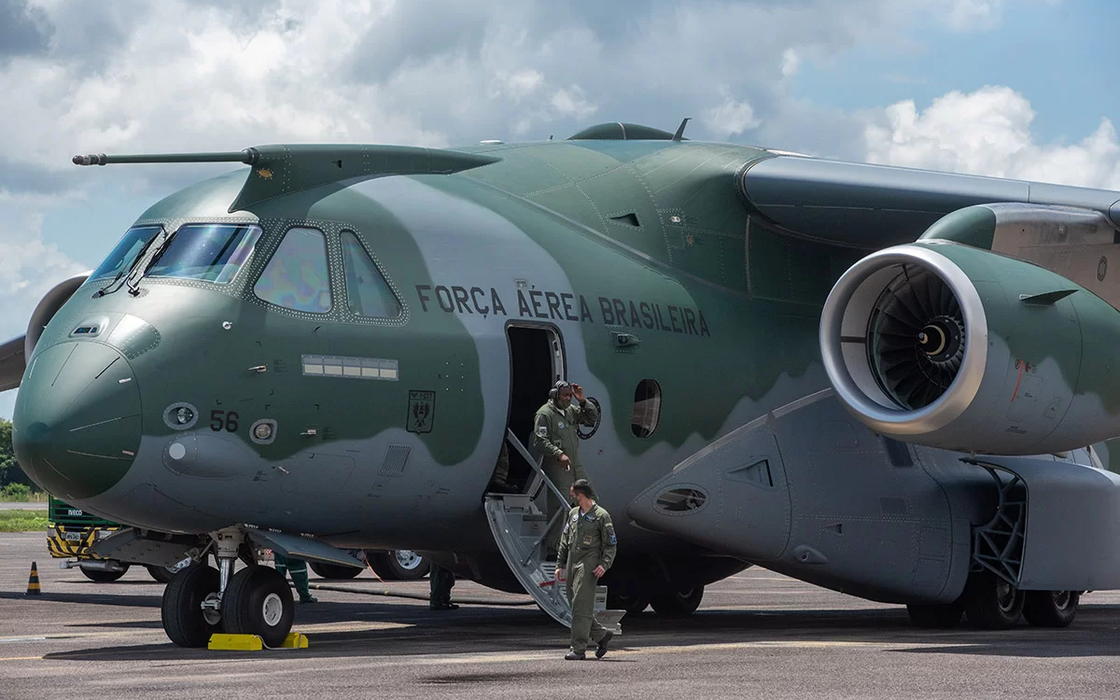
[[555, 479, 617, 660], [532, 381, 599, 553]]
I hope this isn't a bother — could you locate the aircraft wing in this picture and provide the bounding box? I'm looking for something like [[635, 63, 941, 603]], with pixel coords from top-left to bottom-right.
[[740, 155, 1120, 249], [0, 335, 25, 392]]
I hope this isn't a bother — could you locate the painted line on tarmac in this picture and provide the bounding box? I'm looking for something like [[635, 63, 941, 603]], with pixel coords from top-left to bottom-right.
[[0, 656, 43, 662]]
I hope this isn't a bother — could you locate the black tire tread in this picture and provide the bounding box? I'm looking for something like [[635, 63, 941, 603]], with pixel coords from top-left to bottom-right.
[[161, 565, 219, 648], [221, 566, 294, 648], [1022, 590, 1079, 628]]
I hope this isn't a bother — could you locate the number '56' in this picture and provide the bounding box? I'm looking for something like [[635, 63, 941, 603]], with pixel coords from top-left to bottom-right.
[[210, 410, 239, 432]]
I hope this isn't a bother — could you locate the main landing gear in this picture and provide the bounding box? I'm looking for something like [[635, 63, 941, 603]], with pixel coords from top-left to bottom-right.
[[906, 571, 1080, 630], [161, 528, 295, 648]]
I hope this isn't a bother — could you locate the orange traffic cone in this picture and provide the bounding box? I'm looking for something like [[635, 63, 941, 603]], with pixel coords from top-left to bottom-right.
[[26, 561, 41, 596]]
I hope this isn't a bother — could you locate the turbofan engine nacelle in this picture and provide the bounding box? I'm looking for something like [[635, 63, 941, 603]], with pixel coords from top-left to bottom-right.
[[25, 272, 91, 360], [820, 241, 1120, 455]]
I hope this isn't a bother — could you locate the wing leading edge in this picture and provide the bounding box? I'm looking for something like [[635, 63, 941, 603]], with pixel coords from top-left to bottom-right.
[[739, 155, 1120, 249]]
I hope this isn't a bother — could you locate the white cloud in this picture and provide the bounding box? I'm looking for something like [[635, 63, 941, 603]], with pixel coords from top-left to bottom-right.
[[0, 211, 85, 325], [942, 0, 1004, 30], [703, 96, 761, 138], [865, 85, 1120, 189], [550, 86, 598, 118], [781, 48, 800, 78]]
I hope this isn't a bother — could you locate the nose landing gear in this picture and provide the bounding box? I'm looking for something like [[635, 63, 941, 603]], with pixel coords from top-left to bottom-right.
[[161, 527, 296, 648]]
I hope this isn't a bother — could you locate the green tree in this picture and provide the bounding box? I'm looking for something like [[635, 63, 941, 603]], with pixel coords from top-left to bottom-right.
[[0, 418, 32, 489]]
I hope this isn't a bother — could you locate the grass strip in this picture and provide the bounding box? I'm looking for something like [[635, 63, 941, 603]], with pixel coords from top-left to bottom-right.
[[0, 510, 49, 532]]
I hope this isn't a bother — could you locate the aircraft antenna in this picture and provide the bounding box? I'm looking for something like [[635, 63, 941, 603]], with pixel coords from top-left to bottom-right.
[[672, 117, 691, 142]]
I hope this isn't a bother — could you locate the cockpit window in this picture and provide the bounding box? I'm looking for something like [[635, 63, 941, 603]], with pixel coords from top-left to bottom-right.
[[146, 224, 262, 284], [341, 231, 402, 319], [254, 227, 332, 314], [90, 226, 163, 281]]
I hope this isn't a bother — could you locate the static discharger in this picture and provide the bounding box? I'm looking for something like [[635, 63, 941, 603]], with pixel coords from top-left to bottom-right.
[[26, 561, 41, 596], [207, 632, 309, 651]]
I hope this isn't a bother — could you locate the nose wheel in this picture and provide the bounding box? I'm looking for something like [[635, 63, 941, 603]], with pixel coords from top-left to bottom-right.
[[220, 566, 295, 647], [161, 565, 222, 647], [161, 528, 296, 648]]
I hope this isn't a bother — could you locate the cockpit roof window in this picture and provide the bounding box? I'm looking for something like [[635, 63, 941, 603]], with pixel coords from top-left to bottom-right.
[[90, 225, 163, 281], [341, 231, 402, 319], [146, 224, 262, 285], [254, 227, 332, 314]]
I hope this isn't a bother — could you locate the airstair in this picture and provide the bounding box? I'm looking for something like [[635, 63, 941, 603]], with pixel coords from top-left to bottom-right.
[[484, 429, 625, 633]]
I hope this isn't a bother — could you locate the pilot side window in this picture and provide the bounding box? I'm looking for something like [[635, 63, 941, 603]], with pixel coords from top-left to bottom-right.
[[253, 227, 332, 314], [631, 379, 662, 438], [340, 231, 402, 319]]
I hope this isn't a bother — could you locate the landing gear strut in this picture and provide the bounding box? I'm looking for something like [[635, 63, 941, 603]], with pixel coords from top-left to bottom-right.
[[161, 527, 296, 648]]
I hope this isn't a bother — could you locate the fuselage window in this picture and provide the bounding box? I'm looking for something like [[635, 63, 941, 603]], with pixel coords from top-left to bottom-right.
[[253, 227, 332, 314], [631, 379, 662, 438], [147, 224, 262, 284], [89, 225, 163, 281], [340, 231, 402, 319]]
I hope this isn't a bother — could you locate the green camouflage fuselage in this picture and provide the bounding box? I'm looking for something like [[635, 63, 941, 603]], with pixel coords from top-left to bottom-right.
[[15, 139, 852, 560]]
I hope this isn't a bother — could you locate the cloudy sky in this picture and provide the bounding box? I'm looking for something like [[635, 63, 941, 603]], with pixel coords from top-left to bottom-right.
[[1, 0, 1118, 418]]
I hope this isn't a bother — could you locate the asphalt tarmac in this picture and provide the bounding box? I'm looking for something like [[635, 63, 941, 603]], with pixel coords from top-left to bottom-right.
[[0, 502, 47, 510], [3, 531, 1120, 700]]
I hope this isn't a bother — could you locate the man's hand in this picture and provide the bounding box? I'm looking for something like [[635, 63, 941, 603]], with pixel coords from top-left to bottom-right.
[[572, 383, 585, 401], [560, 453, 570, 470], [556, 567, 564, 581], [593, 565, 605, 578]]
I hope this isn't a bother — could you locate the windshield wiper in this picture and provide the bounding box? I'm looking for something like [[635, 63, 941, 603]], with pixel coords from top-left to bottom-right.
[[97, 230, 164, 297], [126, 228, 179, 296]]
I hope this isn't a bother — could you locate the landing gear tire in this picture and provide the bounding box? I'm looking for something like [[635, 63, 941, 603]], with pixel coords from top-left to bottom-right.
[[963, 571, 1024, 629], [220, 566, 294, 648], [81, 563, 129, 582], [368, 550, 430, 581], [907, 601, 964, 629], [608, 591, 651, 615], [607, 591, 651, 615], [1023, 590, 1080, 628], [309, 562, 363, 580], [650, 586, 705, 616], [162, 565, 221, 648], [147, 564, 177, 584]]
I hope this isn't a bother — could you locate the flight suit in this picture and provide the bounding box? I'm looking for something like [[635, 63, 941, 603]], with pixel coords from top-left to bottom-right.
[[557, 503, 617, 656], [531, 398, 599, 490], [274, 553, 317, 603], [532, 398, 600, 551]]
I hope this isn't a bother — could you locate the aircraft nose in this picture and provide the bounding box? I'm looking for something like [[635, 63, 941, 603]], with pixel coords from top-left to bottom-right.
[[13, 342, 141, 500]]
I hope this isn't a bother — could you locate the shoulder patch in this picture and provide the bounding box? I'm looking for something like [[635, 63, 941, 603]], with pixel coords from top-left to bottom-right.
[[535, 415, 549, 437], [606, 524, 617, 546]]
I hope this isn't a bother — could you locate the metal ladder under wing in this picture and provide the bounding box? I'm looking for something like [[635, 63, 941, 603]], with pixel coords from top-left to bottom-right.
[[483, 428, 625, 633]]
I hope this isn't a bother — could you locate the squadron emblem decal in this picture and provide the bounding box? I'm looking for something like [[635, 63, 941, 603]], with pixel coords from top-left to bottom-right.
[[406, 390, 436, 434]]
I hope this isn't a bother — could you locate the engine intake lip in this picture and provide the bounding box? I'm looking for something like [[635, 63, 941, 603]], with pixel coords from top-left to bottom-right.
[[820, 243, 988, 436]]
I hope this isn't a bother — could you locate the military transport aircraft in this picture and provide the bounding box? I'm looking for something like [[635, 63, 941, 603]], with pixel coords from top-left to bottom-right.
[[5, 120, 1120, 647]]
